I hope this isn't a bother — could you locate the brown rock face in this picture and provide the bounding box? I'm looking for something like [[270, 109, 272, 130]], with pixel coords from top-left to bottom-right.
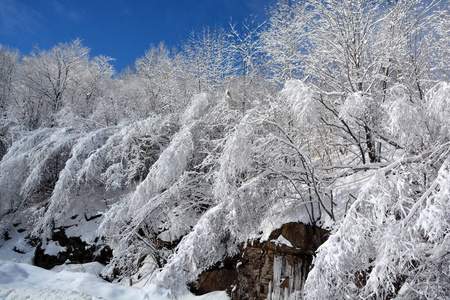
[[280, 222, 324, 252], [193, 259, 239, 294], [190, 222, 329, 299]]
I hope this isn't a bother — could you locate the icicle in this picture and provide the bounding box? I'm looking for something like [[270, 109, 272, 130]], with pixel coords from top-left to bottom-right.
[[273, 256, 283, 300], [294, 264, 302, 300], [289, 262, 294, 294], [283, 287, 289, 300]]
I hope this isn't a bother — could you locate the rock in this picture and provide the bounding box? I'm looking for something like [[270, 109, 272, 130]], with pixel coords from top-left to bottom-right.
[[190, 222, 329, 300], [34, 228, 112, 270], [194, 267, 239, 293]]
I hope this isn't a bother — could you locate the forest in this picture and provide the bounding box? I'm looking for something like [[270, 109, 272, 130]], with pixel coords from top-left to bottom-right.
[[0, 0, 449, 299]]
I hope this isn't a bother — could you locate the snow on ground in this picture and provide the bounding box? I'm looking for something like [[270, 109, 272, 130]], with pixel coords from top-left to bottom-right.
[[0, 287, 104, 300], [51, 262, 106, 276], [0, 215, 230, 300], [0, 232, 34, 265], [0, 261, 146, 300], [0, 261, 230, 300]]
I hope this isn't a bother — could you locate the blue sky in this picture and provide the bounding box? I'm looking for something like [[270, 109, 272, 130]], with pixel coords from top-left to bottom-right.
[[0, 0, 273, 72]]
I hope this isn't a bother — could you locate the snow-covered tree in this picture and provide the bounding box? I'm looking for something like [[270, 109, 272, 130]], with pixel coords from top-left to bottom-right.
[[372, 0, 441, 102], [183, 27, 234, 92], [12, 39, 90, 129], [0, 45, 19, 160], [228, 15, 265, 80], [0, 127, 78, 233], [65, 54, 115, 122], [259, 0, 306, 85], [304, 138, 450, 299], [97, 93, 221, 283], [0, 45, 18, 118], [134, 43, 189, 115], [1, 1, 449, 298]]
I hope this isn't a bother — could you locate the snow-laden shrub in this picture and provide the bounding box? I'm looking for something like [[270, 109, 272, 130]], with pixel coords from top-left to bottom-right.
[[76, 117, 174, 190], [99, 124, 194, 234], [403, 156, 450, 299], [304, 151, 450, 299], [211, 110, 302, 239], [180, 93, 211, 127], [31, 126, 119, 237], [277, 80, 318, 128], [304, 170, 399, 299], [0, 114, 178, 243], [339, 92, 371, 121], [0, 127, 79, 226], [383, 84, 428, 152], [151, 203, 238, 295], [97, 93, 218, 283], [213, 116, 255, 201], [19, 116, 174, 239], [425, 81, 450, 142]]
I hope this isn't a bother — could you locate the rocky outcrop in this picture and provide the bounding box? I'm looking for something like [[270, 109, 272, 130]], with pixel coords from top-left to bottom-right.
[[191, 257, 240, 294], [34, 228, 112, 270], [191, 222, 329, 300]]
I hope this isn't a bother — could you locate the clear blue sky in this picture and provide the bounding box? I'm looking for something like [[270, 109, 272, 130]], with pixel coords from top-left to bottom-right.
[[0, 0, 273, 72]]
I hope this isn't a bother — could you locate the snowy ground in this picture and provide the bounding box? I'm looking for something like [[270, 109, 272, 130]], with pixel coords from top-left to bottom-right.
[[0, 217, 230, 300], [0, 260, 144, 300], [0, 233, 229, 300], [0, 260, 230, 300]]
